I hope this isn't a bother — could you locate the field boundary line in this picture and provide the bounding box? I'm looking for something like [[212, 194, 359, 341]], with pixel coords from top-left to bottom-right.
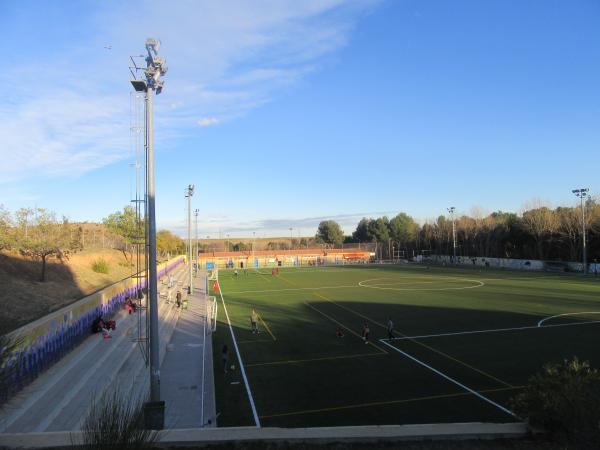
[[321, 295, 513, 388], [380, 340, 517, 419], [217, 285, 261, 427], [257, 313, 277, 341], [537, 311, 600, 327], [392, 319, 600, 341], [305, 300, 388, 354], [226, 284, 357, 295], [259, 385, 523, 419], [246, 352, 384, 368]]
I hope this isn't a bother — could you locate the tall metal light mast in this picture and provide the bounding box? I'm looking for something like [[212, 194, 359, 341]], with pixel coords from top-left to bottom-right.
[[572, 188, 589, 274], [194, 208, 199, 276], [186, 185, 195, 292], [130, 38, 167, 429], [447, 207, 457, 259]]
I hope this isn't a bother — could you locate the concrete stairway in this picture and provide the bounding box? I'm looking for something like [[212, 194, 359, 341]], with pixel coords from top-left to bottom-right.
[[0, 264, 189, 433]]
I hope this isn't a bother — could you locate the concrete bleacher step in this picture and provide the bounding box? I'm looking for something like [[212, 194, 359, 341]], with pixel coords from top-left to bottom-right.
[[0, 265, 190, 433]]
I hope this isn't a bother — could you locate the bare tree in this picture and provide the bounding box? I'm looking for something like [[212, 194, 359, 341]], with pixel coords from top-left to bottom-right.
[[17, 208, 78, 281]]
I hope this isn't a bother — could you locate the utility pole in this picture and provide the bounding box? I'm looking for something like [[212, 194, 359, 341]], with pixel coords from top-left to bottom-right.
[[194, 208, 199, 275], [447, 207, 457, 260], [252, 231, 256, 267], [186, 185, 195, 292], [130, 37, 167, 429], [572, 188, 589, 274]]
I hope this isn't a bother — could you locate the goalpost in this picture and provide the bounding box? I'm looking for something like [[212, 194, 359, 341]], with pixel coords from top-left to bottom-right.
[[207, 296, 217, 332], [207, 268, 219, 281]]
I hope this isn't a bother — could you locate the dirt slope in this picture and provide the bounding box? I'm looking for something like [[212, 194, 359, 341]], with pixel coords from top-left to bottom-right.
[[0, 249, 140, 335]]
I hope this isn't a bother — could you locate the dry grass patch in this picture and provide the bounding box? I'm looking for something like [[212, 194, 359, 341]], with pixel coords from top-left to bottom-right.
[[0, 248, 140, 334]]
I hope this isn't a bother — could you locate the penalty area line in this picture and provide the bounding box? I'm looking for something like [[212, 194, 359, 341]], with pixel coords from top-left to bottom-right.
[[389, 319, 600, 341], [379, 339, 517, 419]]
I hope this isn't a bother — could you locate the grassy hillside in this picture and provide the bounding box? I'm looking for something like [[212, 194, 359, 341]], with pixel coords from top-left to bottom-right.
[[0, 248, 142, 335]]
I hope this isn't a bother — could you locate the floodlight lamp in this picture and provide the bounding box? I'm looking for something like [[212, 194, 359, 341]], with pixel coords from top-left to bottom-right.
[[130, 79, 148, 92], [145, 38, 160, 54]]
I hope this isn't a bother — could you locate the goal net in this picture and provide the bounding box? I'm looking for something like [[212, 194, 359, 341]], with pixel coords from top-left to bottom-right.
[[207, 268, 219, 281], [207, 296, 217, 332]]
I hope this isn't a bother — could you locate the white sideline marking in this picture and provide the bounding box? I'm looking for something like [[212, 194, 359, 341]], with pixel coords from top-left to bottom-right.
[[379, 340, 517, 418], [390, 320, 600, 341], [201, 292, 207, 428], [537, 311, 600, 327], [217, 285, 261, 427]]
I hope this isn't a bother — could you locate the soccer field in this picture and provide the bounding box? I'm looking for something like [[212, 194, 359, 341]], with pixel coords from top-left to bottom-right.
[[210, 264, 600, 428]]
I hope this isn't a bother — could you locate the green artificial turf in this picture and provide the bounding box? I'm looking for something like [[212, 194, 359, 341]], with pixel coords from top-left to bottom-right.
[[211, 264, 600, 428]]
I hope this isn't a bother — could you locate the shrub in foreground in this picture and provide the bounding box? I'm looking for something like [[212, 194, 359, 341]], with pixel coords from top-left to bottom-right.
[[75, 389, 158, 449], [511, 357, 600, 448]]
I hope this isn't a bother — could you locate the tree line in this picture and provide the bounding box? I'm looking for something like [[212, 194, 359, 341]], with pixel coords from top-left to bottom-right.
[[0, 205, 185, 281], [315, 200, 600, 262]]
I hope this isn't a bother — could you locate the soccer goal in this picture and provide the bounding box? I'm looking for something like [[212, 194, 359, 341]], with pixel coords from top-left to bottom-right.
[[207, 268, 219, 281], [207, 296, 217, 332]]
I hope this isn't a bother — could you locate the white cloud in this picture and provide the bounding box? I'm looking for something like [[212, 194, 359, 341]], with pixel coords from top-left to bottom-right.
[[0, 0, 379, 184], [197, 117, 219, 127]]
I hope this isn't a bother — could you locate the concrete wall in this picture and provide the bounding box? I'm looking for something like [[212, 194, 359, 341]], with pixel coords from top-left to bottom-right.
[[2, 256, 184, 400], [430, 254, 599, 273]]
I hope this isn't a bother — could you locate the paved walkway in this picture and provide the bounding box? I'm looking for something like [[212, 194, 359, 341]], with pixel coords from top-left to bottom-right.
[[0, 263, 216, 433], [162, 273, 216, 428]]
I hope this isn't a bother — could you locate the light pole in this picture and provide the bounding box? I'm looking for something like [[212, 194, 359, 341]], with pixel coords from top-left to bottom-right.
[[289, 227, 293, 250], [447, 207, 457, 260], [226, 234, 230, 252], [252, 231, 256, 267], [572, 188, 589, 274], [186, 185, 195, 292], [194, 208, 199, 275], [129, 38, 167, 428]]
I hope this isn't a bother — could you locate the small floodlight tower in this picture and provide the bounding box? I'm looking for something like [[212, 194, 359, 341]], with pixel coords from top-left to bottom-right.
[[572, 188, 590, 274], [130, 38, 167, 429], [186, 185, 195, 293], [447, 207, 457, 260]]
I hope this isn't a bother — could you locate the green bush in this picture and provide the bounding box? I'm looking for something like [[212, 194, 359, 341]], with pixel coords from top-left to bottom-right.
[[91, 258, 110, 274], [75, 388, 158, 449], [511, 357, 600, 448]]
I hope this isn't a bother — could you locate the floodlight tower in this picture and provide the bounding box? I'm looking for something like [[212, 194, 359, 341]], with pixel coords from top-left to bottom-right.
[[186, 185, 195, 291], [129, 37, 167, 428], [572, 188, 589, 274], [447, 207, 457, 259], [194, 209, 199, 275]]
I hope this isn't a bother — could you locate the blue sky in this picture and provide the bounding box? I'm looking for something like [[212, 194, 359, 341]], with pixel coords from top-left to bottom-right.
[[1, 0, 599, 237]]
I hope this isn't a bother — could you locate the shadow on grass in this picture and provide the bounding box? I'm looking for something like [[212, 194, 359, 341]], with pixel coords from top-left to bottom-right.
[[211, 292, 600, 429]]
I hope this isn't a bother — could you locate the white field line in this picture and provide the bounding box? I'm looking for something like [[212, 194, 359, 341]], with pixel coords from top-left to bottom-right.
[[537, 311, 600, 327], [379, 339, 517, 419], [225, 284, 357, 295], [217, 285, 261, 428], [359, 277, 485, 291], [200, 297, 207, 427], [389, 320, 600, 341]]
